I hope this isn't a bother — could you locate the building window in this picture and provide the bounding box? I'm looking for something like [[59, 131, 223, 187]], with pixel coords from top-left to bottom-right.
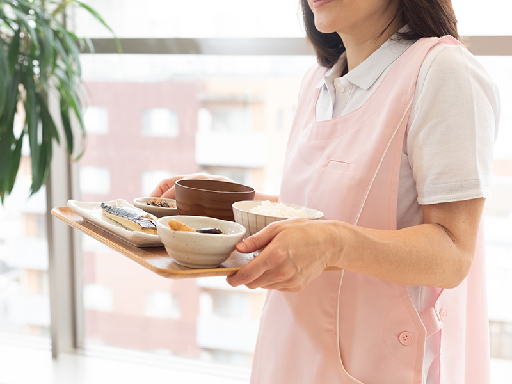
[[79, 166, 111, 195], [83, 284, 113, 312], [201, 291, 251, 320], [490, 321, 512, 360], [202, 167, 250, 186], [141, 108, 179, 137], [141, 170, 175, 197], [144, 291, 181, 319], [199, 107, 252, 133], [84, 107, 109, 134]]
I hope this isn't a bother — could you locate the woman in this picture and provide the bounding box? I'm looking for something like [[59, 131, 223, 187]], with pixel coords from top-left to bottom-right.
[[151, 0, 500, 382]]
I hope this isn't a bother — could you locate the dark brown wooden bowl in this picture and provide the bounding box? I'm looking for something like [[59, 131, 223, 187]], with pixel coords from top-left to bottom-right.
[[175, 179, 255, 221]]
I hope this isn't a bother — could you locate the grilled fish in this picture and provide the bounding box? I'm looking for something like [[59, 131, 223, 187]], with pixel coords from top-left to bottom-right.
[[101, 202, 157, 234]]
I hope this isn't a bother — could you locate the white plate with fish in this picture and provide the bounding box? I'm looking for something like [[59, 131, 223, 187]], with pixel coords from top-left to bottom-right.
[[133, 197, 178, 218], [67, 199, 162, 247]]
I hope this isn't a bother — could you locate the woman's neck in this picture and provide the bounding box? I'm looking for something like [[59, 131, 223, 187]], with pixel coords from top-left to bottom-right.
[[340, 14, 404, 72]]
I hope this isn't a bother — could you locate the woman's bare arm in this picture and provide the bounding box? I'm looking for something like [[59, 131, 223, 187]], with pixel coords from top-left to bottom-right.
[[227, 198, 484, 291]]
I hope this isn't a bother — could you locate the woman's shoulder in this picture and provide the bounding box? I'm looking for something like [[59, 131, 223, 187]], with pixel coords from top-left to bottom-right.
[[418, 41, 497, 90]]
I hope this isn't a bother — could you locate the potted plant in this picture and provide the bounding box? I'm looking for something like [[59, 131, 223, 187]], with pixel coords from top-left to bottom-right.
[[0, 0, 116, 201]]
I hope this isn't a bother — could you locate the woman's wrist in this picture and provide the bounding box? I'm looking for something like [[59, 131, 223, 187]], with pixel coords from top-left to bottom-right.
[[324, 220, 351, 268]]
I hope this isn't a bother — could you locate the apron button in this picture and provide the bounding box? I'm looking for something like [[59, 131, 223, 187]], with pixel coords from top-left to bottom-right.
[[398, 331, 414, 346], [439, 308, 448, 321]]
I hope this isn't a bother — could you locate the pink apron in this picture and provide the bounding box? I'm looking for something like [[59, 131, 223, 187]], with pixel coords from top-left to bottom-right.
[[250, 37, 490, 384]]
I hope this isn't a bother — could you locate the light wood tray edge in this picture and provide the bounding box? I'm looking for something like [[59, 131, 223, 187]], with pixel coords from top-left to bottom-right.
[[51, 207, 243, 279]]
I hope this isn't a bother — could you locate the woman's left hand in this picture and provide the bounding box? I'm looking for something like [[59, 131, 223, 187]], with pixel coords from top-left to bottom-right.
[[226, 219, 340, 292]]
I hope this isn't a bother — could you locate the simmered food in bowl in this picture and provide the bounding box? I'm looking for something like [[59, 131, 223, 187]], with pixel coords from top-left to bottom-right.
[[157, 216, 246, 269], [133, 197, 178, 218], [232, 200, 324, 237]]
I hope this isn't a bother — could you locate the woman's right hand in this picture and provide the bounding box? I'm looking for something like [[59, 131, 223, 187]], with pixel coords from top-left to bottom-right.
[[149, 173, 234, 199]]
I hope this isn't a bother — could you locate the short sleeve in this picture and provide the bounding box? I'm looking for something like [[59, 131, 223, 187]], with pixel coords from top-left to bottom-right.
[[406, 44, 500, 205]]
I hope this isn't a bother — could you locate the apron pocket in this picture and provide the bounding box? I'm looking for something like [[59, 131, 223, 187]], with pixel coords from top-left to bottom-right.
[[326, 160, 351, 172]]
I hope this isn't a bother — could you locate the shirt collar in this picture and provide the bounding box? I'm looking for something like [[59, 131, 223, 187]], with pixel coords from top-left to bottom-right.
[[316, 54, 348, 89], [316, 28, 416, 91]]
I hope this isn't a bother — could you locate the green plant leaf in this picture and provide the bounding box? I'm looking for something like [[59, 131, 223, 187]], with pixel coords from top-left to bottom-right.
[[5, 130, 25, 195], [36, 92, 60, 145], [74, 1, 115, 36], [59, 95, 73, 156], [0, 39, 9, 117], [30, 90, 57, 196], [23, 61, 41, 187], [51, 0, 74, 18], [74, 1, 122, 53], [0, 7, 16, 33], [53, 31, 81, 79], [55, 72, 84, 131], [0, 64, 21, 130], [1, 0, 117, 201], [0, 123, 15, 195], [30, 128, 52, 196], [10, 7, 40, 51], [7, 28, 20, 74], [38, 23, 55, 90]]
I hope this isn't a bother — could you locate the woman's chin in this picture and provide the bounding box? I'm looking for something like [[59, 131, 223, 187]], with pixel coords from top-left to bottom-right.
[[313, 18, 340, 35]]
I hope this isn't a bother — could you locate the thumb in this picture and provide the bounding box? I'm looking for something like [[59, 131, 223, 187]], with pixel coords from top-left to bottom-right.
[[236, 224, 277, 253]]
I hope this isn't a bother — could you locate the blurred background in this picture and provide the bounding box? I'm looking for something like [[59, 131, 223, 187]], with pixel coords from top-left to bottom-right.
[[0, 0, 511, 383]]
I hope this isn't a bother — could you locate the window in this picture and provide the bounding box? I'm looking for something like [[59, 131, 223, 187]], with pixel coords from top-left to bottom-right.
[[79, 166, 111, 195], [77, 54, 305, 366], [17, 0, 508, 381], [144, 291, 181, 319], [83, 284, 113, 312], [210, 108, 252, 133], [84, 106, 109, 134], [0, 171, 49, 338], [141, 108, 180, 137], [74, 0, 305, 38], [201, 291, 250, 320], [202, 167, 250, 186], [452, 0, 512, 35], [141, 170, 176, 197]]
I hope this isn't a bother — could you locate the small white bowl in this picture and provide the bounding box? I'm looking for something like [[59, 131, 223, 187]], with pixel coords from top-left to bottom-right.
[[232, 200, 324, 237], [157, 216, 246, 269], [133, 197, 178, 218]]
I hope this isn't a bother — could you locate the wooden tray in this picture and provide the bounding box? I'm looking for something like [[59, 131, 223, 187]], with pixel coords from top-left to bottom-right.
[[51, 207, 254, 279]]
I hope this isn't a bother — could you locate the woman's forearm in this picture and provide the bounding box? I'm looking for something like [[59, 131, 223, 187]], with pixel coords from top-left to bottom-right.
[[330, 198, 484, 289], [330, 221, 472, 288], [227, 199, 484, 291]]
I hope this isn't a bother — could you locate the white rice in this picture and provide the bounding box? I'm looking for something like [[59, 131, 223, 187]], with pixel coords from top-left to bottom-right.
[[249, 200, 308, 219]]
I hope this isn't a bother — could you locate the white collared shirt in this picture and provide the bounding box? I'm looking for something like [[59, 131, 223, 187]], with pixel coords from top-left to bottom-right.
[[316, 34, 414, 121], [315, 35, 500, 384], [316, 35, 499, 229]]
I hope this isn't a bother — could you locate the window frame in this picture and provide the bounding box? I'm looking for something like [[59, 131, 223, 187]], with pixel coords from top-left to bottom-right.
[[47, 35, 512, 358]]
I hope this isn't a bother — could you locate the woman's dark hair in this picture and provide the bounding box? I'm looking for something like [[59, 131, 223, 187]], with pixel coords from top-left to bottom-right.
[[301, 0, 459, 68]]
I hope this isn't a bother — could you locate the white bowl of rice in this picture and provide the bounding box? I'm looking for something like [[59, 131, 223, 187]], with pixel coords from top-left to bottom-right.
[[232, 200, 324, 237]]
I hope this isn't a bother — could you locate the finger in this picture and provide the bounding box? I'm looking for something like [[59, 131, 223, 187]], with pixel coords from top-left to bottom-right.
[[244, 266, 296, 290], [236, 222, 281, 254], [226, 247, 278, 287], [261, 275, 306, 292], [149, 183, 165, 197], [260, 283, 293, 292], [161, 185, 176, 199], [149, 178, 179, 197]]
